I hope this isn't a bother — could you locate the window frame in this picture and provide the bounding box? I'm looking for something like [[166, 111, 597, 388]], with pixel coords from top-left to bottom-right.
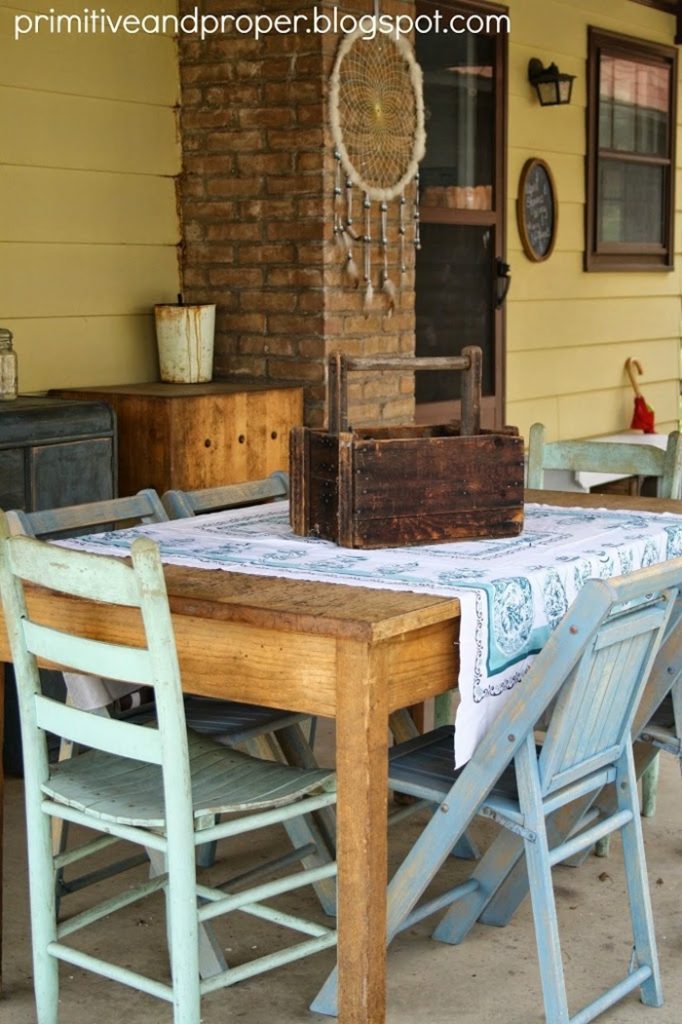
[[585, 27, 677, 272], [414, 0, 508, 429], [628, 1, 677, 13]]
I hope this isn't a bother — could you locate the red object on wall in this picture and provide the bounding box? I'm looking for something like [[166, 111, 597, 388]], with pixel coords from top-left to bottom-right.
[[626, 358, 655, 434]]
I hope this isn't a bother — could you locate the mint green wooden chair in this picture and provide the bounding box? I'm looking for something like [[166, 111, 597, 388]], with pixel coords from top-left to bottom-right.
[[9, 491, 332, 896], [526, 422, 682, 498], [0, 513, 337, 1024], [312, 557, 682, 1022], [527, 421, 682, 844]]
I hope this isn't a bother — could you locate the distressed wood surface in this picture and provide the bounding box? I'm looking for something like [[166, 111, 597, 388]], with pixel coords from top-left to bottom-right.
[[0, 490, 680, 1019], [292, 427, 525, 548], [53, 383, 303, 496]]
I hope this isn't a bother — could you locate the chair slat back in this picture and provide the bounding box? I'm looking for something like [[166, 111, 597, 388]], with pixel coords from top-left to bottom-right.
[[34, 696, 163, 763], [8, 532, 142, 605], [163, 471, 289, 518], [23, 620, 154, 684], [526, 422, 682, 498], [538, 595, 674, 794], [0, 515, 191, 792], [7, 488, 168, 539]]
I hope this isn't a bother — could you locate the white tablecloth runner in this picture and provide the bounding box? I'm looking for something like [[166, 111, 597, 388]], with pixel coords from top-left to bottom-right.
[[62, 502, 682, 765]]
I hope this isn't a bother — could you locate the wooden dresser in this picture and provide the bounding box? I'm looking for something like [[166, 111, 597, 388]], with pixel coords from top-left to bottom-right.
[[51, 381, 303, 495]]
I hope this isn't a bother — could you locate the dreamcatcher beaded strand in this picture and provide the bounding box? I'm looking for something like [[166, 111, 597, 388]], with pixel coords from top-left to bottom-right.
[[329, 10, 425, 314]]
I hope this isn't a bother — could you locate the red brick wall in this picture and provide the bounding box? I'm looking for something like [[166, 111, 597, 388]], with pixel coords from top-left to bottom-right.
[[177, 0, 417, 427]]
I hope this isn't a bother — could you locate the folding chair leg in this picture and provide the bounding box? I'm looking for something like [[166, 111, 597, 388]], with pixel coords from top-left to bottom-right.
[[514, 736, 570, 1024], [640, 754, 660, 817], [523, 828, 570, 1023], [433, 827, 525, 944], [616, 750, 662, 1007]]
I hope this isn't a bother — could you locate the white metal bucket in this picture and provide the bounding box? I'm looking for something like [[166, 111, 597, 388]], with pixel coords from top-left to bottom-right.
[[154, 304, 216, 383]]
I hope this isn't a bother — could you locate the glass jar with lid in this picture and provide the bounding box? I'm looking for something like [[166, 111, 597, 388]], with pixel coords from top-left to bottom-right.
[[0, 327, 18, 400]]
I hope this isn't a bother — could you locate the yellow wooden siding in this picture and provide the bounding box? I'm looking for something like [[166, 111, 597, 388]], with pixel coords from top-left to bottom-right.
[[506, 0, 681, 443], [0, 87, 179, 175], [0, 0, 180, 392], [508, 297, 680, 351], [1, 316, 160, 389], [1, 245, 180, 317], [0, 167, 178, 244], [509, 339, 678, 402], [0, 8, 177, 105]]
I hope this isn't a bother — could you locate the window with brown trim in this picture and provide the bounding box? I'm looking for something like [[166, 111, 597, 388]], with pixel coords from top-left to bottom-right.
[[629, 1, 677, 13], [586, 28, 677, 271]]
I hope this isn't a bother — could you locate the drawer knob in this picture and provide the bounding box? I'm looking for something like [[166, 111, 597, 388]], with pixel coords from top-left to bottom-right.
[[238, 434, 246, 444]]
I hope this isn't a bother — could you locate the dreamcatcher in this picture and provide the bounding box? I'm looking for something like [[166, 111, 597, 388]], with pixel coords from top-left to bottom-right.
[[329, 7, 426, 315]]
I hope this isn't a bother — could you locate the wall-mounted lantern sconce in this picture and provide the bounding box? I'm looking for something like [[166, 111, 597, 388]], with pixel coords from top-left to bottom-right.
[[528, 58, 575, 106]]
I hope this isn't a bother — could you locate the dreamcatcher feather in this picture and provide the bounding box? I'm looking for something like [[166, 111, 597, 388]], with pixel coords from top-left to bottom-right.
[[330, 20, 426, 316]]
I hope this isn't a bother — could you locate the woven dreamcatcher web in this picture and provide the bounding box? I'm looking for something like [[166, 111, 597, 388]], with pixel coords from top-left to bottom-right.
[[330, 17, 426, 314]]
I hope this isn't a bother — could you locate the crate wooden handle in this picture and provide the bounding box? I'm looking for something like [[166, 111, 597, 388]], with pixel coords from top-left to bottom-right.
[[327, 347, 483, 436]]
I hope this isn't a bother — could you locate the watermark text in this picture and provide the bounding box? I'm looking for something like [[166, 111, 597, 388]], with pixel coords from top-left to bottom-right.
[[14, 6, 511, 43]]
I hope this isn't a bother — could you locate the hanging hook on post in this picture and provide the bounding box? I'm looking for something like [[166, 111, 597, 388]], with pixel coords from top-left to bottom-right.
[[625, 358, 644, 397]]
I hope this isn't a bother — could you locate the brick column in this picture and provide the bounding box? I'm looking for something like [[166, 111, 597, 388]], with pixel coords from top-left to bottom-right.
[[177, 0, 417, 427]]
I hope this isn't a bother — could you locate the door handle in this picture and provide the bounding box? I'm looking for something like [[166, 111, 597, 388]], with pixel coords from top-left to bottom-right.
[[495, 259, 512, 309]]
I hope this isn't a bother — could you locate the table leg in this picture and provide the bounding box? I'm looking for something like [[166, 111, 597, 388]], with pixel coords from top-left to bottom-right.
[[335, 638, 389, 1024]]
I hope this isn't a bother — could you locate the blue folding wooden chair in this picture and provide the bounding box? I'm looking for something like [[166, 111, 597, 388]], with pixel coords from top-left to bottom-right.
[[312, 557, 682, 1023], [527, 422, 682, 848], [0, 513, 337, 1024]]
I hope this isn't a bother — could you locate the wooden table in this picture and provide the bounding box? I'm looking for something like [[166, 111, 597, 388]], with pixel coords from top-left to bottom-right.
[[1, 489, 680, 1019]]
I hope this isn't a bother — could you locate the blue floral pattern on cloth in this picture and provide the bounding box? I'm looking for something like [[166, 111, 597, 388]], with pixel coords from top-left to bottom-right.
[[542, 570, 568, 629], [491, 578, 534, 657], [61, 501, 682, 766]]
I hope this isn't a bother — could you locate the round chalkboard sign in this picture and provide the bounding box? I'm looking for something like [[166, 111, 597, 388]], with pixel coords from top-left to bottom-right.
[[517, 158, 557, 262]]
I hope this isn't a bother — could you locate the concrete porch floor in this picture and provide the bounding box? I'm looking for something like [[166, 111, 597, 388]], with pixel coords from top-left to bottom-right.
[[1, 731, 680, 1024]]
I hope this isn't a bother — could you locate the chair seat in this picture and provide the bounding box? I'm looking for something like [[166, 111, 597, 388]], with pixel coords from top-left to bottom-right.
[[183, 695, 307, 743], [43, 729, 334, 827], [389, 725, 521, 803]]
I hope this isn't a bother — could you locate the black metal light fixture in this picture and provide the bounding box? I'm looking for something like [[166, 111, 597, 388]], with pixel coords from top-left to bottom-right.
[[528, 58, 575, 107]]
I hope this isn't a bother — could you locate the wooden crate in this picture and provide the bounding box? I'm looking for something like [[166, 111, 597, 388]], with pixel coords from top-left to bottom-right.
[[290, 349, 525, 549]]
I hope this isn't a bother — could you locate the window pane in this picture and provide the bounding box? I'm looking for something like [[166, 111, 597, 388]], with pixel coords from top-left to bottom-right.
[[417, 32, 495, 210], [599, 56, 669, 155], [597, 160, 664, 243], [415, 223, 494, 402]]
